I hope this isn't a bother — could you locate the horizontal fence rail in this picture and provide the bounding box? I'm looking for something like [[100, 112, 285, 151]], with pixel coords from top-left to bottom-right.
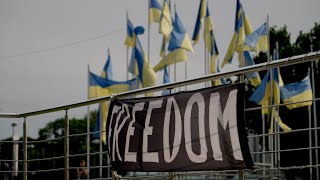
[[0, 51, 319, 118]]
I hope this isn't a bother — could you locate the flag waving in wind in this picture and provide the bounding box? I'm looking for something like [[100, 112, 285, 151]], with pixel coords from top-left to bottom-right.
[[222, 0, 253, 67], [249, 68, 283, 106], [154, 6, 193, 72], [203, 3, 219, 81], [192, 0, 206, 45], [149, 0, 162, 24], [280, 75, 313, 109], [167, 9, 194, 53], [243, 51, 261, 87], [125, 15, 136, 47], [89, 71, 139, 144], [101, 49, 113, 79], [159, 0, 173, 38], [249, 68, 291, 132], [130, 27, 157, 90], [93, 49, 113, 144], [89, 72, 138, 99], [244, 21, 268, 53]]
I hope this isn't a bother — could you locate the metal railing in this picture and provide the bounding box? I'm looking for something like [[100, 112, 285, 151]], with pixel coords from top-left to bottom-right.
[[0, 51, 319, 180]]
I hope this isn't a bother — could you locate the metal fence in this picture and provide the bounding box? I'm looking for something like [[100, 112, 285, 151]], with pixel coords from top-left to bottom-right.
[[0, 51, 319, 180]]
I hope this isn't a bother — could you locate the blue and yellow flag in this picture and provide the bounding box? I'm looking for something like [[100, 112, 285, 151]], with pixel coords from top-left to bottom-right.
[[222, 0, 253, 67], [125, 16, 136, 47], [249, 68, 291, 132], [159, 0, 173, 38], [155, 8, 194, 72], [149, 0, 162, 24], [249, 68, 283, 106], [280, 75, 313, 109], [244, 22, 268, 53], [167, 9, 194, 53], [101, 49, 113, 79], [130, 29, 157, 90], [204, 3, 215, 55], [90, 71, 139, 144], [192, 0, 206, 45], [243, 51, 261, 87], [89, 72, 138, 99], [203, 3, 219, 81], [153, 48, 188, 72], [209, 33, 219, 74]]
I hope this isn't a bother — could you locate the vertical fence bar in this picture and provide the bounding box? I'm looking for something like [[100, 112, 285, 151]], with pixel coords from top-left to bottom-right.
[[239, 169, 245, 180], [311, 61, 319, 179], [23, 117, 28, 180], [64, 110, 69, 180], [308, 105, 313, 179], [87, 64, 90, 179], [99, 107, 103, 178]]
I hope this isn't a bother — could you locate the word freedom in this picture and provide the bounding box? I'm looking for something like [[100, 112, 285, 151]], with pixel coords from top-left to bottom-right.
[[107, 84, 253, 171]]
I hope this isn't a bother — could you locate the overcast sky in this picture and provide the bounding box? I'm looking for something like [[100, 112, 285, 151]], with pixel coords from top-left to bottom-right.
[[0, 0, 319, 139]]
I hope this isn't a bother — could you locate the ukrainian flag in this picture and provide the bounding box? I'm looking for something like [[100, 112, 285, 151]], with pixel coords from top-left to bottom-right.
[[192, 0, 206, 45], [249, 68, 283, 106], [159, 0, 173, 38], [128, 25, 145, 75], [149, 0, 162, 24], [203, 3, 215, 55], [280, 75, 313, 109], [101, 49, 112, 79], [125, 17, 136, 47], [243, 51, 261, 87], [167, 9, 194, 53], [244, 22, 268, 53], [89, 72, 138, 99], [209, 33, 219, 74], [154, 8, 193, 72], [203, 3, 219, 81], [153, 48, 188, 72], [130, 32, 157, 89], [222, 0, 253, 67], [249, 68, 291, 132]]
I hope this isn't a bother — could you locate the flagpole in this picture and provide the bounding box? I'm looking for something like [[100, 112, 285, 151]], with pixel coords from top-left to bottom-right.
[[169, 1, 175, 178], [148, 0, 150, 64], [274, 41, 280, 174], [172, 1, 177, 93], [87, 64, 90, 179], [310, 42, 319, 179], [126, 11, 129, 81], [204, 36, 208, 88], [266, 14, 272, 177], [269, 14, 276, 179]]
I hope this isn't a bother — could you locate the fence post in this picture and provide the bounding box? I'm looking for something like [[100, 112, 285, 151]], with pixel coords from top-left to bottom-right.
[[239, 169, 245, 180], [23, 117, 28, 180], [64, 110, 69, 180]]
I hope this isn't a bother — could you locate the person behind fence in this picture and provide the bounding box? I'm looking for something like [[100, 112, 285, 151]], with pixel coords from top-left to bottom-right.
[[77, 160, 88, 179]]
